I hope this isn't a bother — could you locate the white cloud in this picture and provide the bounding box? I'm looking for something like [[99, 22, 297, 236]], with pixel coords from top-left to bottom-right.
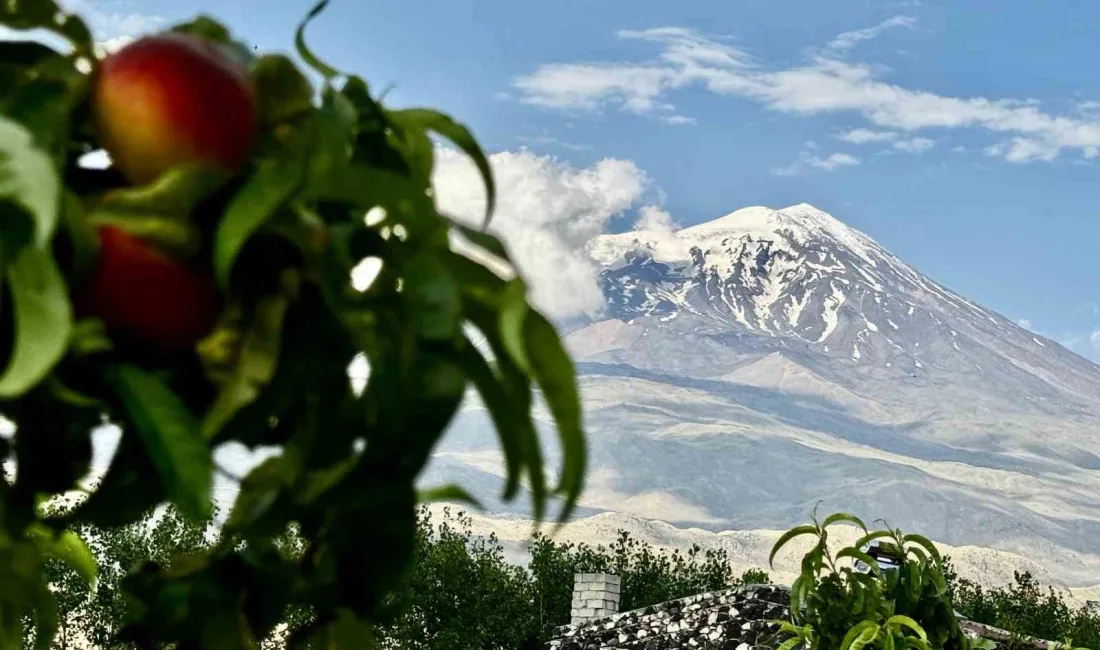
[[1091, 330, 1100, 352], [810, 152, 860, 170], [1018, 319, 1033, 330], [838, 128, 896, 143], [837, 129, 933, 153], [514, 26, 1100, 163], [433, 149, 650, 318], [661, 115, 696, 125], [893, 136, 935, 153], [827, 16, 916, 52], [774, 149, 859, 175], [634, 205, 678, 232]]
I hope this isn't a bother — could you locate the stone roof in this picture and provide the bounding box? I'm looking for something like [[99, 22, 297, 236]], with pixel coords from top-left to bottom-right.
[[547, 584, 1061, 650], [548, 585, 790, 650]]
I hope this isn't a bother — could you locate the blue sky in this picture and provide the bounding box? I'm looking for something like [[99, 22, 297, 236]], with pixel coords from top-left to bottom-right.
[[67, 0, 1100, 359]]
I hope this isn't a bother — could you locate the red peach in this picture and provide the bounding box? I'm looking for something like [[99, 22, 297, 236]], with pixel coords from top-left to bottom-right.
[[76, 226, 219, 353], [93, 33, 257, 185]]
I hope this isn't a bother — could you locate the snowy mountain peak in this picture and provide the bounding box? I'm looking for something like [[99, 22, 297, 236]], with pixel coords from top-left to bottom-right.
[[584, 203, 1100, 407]]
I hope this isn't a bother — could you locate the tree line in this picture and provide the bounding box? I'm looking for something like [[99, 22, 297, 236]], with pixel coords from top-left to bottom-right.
[[30, 504, 1100, 649]]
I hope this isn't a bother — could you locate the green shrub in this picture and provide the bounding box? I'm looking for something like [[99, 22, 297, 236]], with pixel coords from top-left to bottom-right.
[[944, 560, 1100, 650], [770, 510, 971, 650]]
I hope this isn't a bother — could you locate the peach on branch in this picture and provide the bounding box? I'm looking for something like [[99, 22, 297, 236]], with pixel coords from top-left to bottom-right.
[[93, 33, 258, 185]]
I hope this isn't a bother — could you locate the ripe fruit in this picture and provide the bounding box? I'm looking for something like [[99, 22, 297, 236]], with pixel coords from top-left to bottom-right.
[[93, 33, 257, 185], [76, 226, 219, 353]]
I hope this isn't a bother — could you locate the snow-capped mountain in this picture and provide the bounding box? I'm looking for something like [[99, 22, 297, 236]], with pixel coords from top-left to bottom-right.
[[584, 203, 1100, 415], [425, 203, 1100, 589]]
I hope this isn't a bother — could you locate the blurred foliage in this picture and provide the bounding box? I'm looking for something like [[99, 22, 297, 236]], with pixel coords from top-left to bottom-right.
[[0, 0, 586, 646]]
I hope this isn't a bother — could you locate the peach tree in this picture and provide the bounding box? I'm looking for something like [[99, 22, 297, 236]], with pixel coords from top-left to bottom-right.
[[0, 0, 586, 647]]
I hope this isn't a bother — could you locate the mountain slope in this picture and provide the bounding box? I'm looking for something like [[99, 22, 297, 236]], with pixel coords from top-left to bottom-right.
[[424, 203, 1100, 588]]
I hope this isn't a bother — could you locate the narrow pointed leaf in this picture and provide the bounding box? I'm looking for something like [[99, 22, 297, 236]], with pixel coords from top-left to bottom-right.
[[837, 547, 881, 577], [214, 155, 304, 288], [887, 616, 928, 641], [417, 484, 483, 510], [294, 0, 339, 79], [457, 339, 525, 502], [522, 310, 585, 522], [0, 115, 59, 249], [390, 107, 496, 224], [29, 582, 58, 650], [823, 512, 868, 532], [0, 248, 72, 397], [770, 525, 819, 568], [498, 279, 532, 374], [902, 533, 942, 565], [104, 364, 213, 519]]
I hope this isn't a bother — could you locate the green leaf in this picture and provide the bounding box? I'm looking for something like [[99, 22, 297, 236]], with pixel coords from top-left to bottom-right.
[[0, 247, 72, 397], [456, 333, 532, 504], [95, 164, 229, 219], [906, 560, 921, 602], [836, 547, 881, 577], [390, 108, 496, 224], [294, 0, 339, 80], [405, 250, 461, 341], [842, 622, 881, 650], [225, 456, 290, 534], [778, 637, 804, 650], [853, 530, 895, 551], [302, 90, 358, 196], [449, 219, 510, 260], [2, 58, 88, 156], [202, 291, 290, 439], [43, 530, 97, 587], [296, 454, 361, 505], [316, 609, 377, 650], [0, 0, 94, 56], [789, 574, 806, 619], [0, 115, 60, 249], [70, 432, 165, 527], [522, 310, 585, 522], [928, 565, 948, 597], [59, 190, 99, 281], [253, 54, 316, 127], [214, 155, 304, 288], [104, 364, 213, 520], [886, 616, 928, 641], [28, 582, 58, 650], [498, 279, 532, 374], [902, 533, 942, 565], [823, 512, 868, 532], [417, 484, 483, 510], [770, 525, 820, 568]]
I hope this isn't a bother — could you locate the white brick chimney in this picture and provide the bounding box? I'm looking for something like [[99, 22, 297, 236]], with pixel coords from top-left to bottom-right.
[[570, 573, 621, 624]]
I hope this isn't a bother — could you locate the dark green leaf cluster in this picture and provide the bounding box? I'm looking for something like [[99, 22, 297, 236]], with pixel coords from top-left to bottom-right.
[[770, 511, 971, 650], [0, 0, 586, 647], [31, 504, 771, 649], [945, 562, 1100, 650]]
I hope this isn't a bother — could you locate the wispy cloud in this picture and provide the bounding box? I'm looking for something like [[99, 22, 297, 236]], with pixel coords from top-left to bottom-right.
[[837, 128, 935, 153], [827, 15, 915, 51], [515, 25, 1100, 163], [838, 128, 896, 144], [893, 136, 935, 153], [773, 148, 859, 176]]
